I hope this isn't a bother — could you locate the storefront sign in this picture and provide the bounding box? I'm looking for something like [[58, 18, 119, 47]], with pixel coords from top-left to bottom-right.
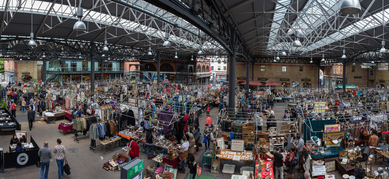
[[237, 77, 246, 80], [258, 78, 268, 81], [354, 76, 362, 79], [280, 78, 290, 81], [16, 153, 29, 165], [323, 131, 345, 141]]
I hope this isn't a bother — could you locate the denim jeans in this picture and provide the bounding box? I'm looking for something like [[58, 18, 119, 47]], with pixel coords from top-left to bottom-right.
[[180, 159, 186, 173], [40, 161, 50, 179], [146, 144, 154, 158], [21, 106, 25, 113], [56, 159, 65, 179]]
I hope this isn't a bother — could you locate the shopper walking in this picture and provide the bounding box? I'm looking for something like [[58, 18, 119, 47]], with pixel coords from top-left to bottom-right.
[[145, 129, 154, 159], [188, 154, 198, 179], [192, 125, 201, 152], [27, 109, 35, 131], [53, 139, 66, 179], [274, 147, 284, 179], [38, 141, 53, 179], [21, 99, 26, 113], [10, 100, 16, 117]]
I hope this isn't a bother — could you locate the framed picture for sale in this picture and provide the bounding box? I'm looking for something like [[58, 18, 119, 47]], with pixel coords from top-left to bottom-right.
[[216, 138, 225, 150], [210, 159, 221, 174]]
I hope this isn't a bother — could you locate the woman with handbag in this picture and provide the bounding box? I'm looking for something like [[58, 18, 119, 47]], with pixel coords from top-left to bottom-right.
[[53, 138, 66, 179], [175, 136, 189, 173]]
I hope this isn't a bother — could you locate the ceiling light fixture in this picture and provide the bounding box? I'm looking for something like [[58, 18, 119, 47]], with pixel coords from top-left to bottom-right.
[[380, 0, 386, 54], [148, 46, 152, 56], [281, 47, 287, 56], [103, 41, 109, 52], [310, 57, 313, 63], [215, 52, 219, 59], [321, 54, 325, 62], [371, 61, 375, 64], [276, 52, 280, 60], [163, 32, 171, 46], [198, 46, 204, 55], [191, 54, 194, 61], [342, 50, 347, 59], [340, 0, 362, 14], [20, 58, 22, 61], [28, 11, 36, 47], [293, 31, 302, 47], [174, 52, 178, 59], [42, 52, 46, 58], [73, 5, 86, 31]]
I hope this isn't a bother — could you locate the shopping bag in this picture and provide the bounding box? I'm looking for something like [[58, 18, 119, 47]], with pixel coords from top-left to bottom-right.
[[64, 161, 71, 175], [203, 135, 207, 143]]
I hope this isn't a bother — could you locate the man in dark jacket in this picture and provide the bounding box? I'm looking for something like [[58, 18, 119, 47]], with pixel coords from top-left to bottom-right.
[[27, 108, 35, 131]]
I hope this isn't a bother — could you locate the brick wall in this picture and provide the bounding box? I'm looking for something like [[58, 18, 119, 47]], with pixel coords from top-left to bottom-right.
[[16, 61, 38, 82], [230, 62, 319, 87]]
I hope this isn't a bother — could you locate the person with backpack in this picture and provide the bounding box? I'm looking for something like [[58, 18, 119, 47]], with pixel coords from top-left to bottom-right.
[[288, 146, 298, 179]]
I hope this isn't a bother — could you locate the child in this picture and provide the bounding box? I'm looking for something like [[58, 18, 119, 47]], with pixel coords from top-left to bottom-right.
[[203, 124, 209, 151]]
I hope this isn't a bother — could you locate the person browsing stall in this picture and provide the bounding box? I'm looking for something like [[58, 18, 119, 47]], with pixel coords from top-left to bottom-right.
[[127, 137, 140, 160], [175, 136, 189, 173], [10, 134, 18, 145], [368, 130, 379, 147], [15, 142, 23, 152]]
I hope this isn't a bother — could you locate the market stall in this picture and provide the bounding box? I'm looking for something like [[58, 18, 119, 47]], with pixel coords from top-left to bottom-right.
[[3, 135, 40, 168], [0, 108, 21, 135]]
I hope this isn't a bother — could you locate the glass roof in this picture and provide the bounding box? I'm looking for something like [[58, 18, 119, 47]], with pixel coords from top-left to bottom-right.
[[267, 0, 291, 50], [306, 8, 389, 52], [0, 0, 223, 52]]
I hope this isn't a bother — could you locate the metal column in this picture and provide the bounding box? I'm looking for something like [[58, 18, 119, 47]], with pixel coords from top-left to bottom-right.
[[318, 63, 320, 88], [246, 62, 250, 99], [228, 54, 236, 115], [90, 43, 95, 97], [252, 61, 254, 81], [42, 59, 46, 83], [101, 59, 104, 82], [157, 52, 161, 86], [343, 62, 346, 92], [187, 64, 190, 85]]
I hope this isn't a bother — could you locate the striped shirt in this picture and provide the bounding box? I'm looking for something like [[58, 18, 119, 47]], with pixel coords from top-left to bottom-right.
[[53, 145, 66, 160]]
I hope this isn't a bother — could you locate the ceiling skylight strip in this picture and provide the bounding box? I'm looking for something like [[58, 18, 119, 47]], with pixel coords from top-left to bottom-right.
[[267, 0, 292, 50], [306, 8, 389, 52]]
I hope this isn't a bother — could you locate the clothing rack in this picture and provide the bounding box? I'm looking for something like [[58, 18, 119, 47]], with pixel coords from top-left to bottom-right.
[[74, 115, 99, 143]]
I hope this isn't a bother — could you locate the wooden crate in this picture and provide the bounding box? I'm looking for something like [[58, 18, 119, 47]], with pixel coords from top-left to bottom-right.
[[243, 129, 255, 134], [243, 134, 255, 143]]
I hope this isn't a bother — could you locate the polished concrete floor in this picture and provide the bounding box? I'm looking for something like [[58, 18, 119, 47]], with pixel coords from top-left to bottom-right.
[[0, 104, 384, 179]]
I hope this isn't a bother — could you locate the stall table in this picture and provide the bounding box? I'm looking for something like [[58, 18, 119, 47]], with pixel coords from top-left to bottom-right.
[[335, 158, 355, 175], [261, 161, 274, 179], [58, 123, 74, 134], [43, 112, 66, 124], [98, 137, 121, 155], [163, 156, 179, 168]]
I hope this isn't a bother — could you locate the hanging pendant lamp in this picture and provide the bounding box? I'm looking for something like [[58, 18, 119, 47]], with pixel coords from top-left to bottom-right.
[[191, 55, 194, 61], [276, 52, 280, 60], [321, 54, 325, 62], [293, 31, 302, 47], [163, 32, 171, 47], [28, 12, 36, 47], [198, 46, 204, 55], [281, 47, 287, 56], [341, 50, 347, 59], [174, 52, 178, 59], [340, 0, 362, 14], [380, 41, 386, 53], [148, 47, 152, 56], [73, 6, 86, 31], [310, 57, 313, 63]]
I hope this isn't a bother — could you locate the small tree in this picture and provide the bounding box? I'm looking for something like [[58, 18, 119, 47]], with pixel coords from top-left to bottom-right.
[[1, 99, 6, 108]]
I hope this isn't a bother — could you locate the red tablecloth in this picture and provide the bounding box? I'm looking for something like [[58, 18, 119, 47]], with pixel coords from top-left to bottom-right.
[[65, 110, 72, 120], [163, 157, 179, 168], [261, 161, 274, 179], [58, 123, 74, 134]]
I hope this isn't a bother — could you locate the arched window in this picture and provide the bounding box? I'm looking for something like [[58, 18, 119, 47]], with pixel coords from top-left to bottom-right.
[[202, 66, 205, 72], [160, 63, 174, 72], [206, 66, 209, 72], [144, 64, 157, 71], [197, 65, 201, 72]]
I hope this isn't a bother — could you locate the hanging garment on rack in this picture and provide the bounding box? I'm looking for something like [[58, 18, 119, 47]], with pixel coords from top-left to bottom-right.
[[183, 114, 189, 132], [174, 117, 185, 142], [126, 110, 135, 126], [159, 111, 174, 134]]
